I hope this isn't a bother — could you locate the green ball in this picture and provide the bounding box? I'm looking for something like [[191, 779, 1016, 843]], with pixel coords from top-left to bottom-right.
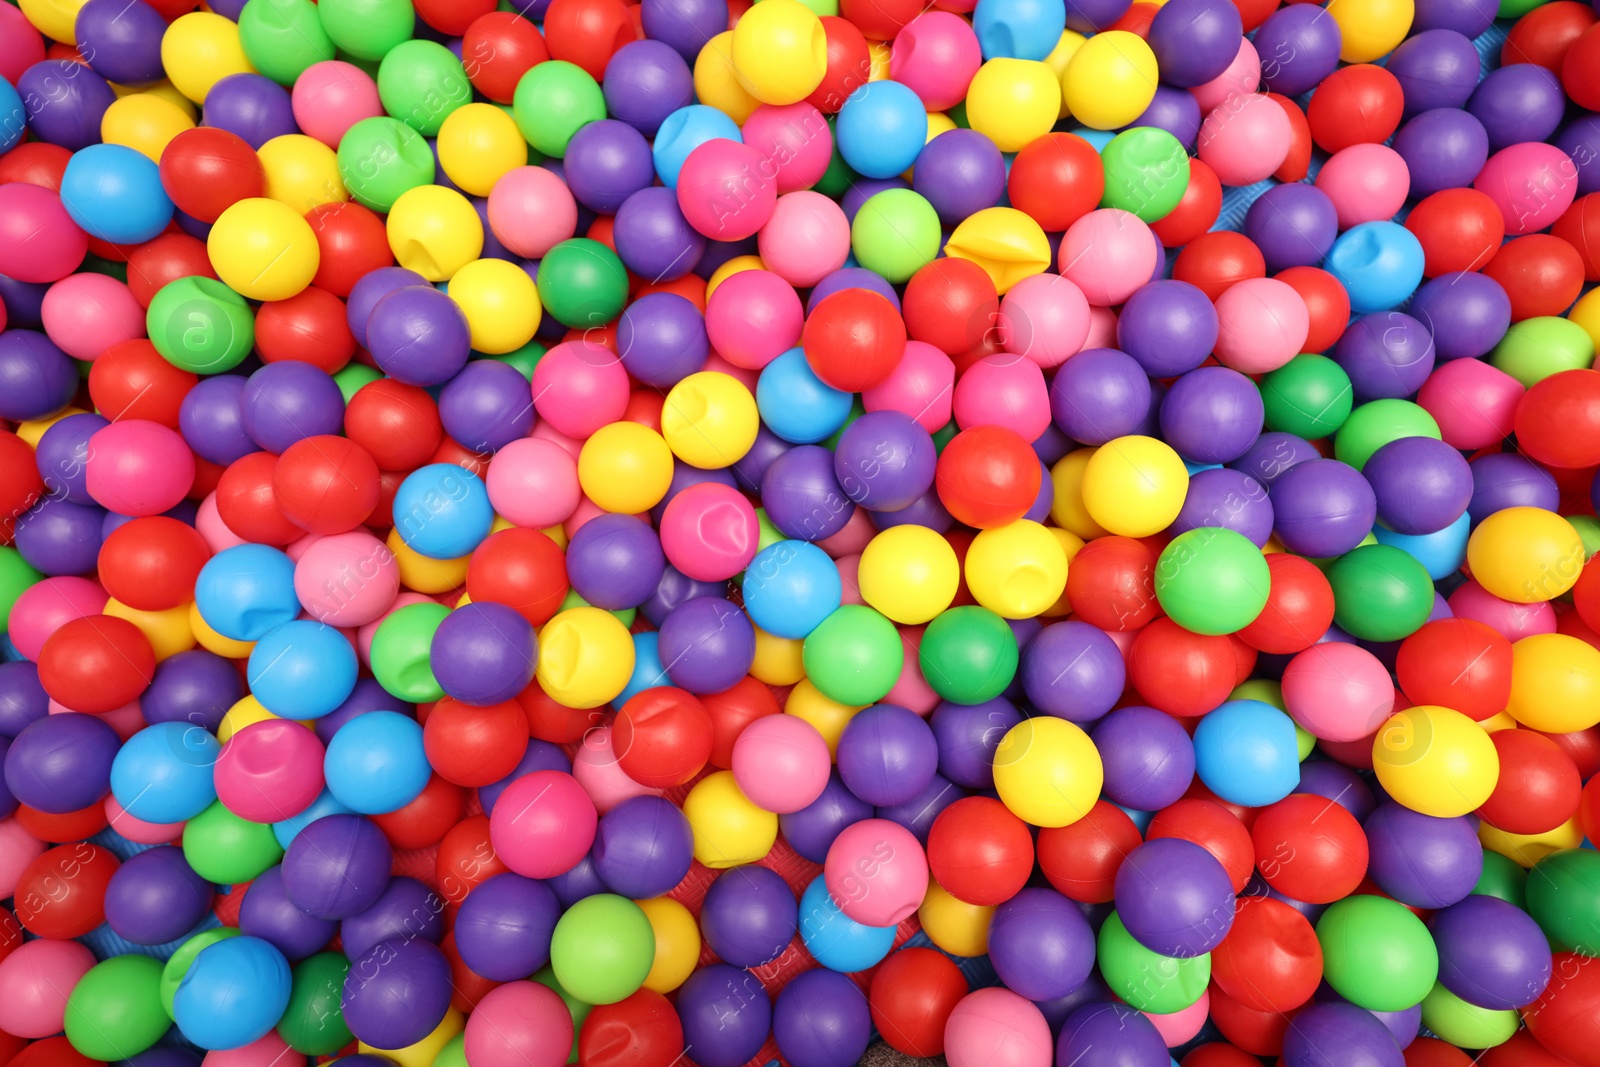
[[1326, 543, 1434, 642], [785, 0, 838, 14], [182, 801, 285, 884], [335, 362, 384, 403], [1096, 912, 1210, 1014], [513, 60, 605, 157], [1570, 514, 1600, 559], [0, 547, 42, 631], [378, 40, 471, 136], [371, 600, 450, 702], [1421, 982, 1519, 1048], [814, 129, 858, 199], [1333, 398, 1441, 470], [556, 588, 636, 628], [851, 188, 942, 284], [1473, 849, 1528, 910], [316, 0, 413, 61], [802, 604, 904, 706], [336, 116, 435, 212], [549, 895, 655, 1006], [754, 509, 786, 553], [1099, 127, 1189, 223], [239, 0, 335, 85], [431, 1033, 469, 1067], [1316, 895, 1439, 1011], [1498, 0, 1546, 14], [1261, 354, 1353, 437], [1527, 848, 1600, 954], [919, 605, 1018, 705], [1491, 316, 1597, 387], [64, 955, 167, 1062], [277, 952, 353, 1055], [1154, 527, 1271, 635], [147, 275, 256, 373], [533, 965, 590, 1064], [490, 341, 547, 380], [931, 419, 958, 454], [538, 238, 630, 328], [161, 928, 242, 1018]]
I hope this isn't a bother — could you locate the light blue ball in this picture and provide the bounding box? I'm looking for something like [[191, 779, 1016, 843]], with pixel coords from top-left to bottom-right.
[[757, 348, 854, 445], [248, 620, 358, 719], [653, 105, 743, 188], [110, 721, 221, 824], [1324, 221, 1426, 314], [743, 540, 843, 640], [195, 544, 299, 642], [59, 143, 175, 245], [173, 935, 292, 1051], [391, 463, 494, 560], [616, 631, 670, 707], [323, 710, 430, 814], [0, 78, 23, 155], [1373, 511, 1470, 581], [1193, 699, 1301, 807], [973, 0, 1067, 60], [836, 82, 929, 180], [273, 788, 353, 850], [799, 875, 897, 972]]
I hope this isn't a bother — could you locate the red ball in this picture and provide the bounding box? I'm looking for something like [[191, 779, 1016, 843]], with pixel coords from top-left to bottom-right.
[[371, 773, 466, 850], [1483, 234, 1585, 321], [1127, 617, 1237, 718], [613, 687, 714, 788], [37, 615, 154, 714], [1504, 0, 1598, 69], [1306, 64, 1404, 153], [435, 814, 508, 912], [701, 676, 782, 768], [1182, 1045, 1266, 1067], [87, 339, 196, 428], [157, 127, 265, 224], [1209, 896, 1322, 1014], [902, 258, 998, 358], [0, 143, 70, 190], [6, 1037, 101, 1067], [578, 989, 685, 1067], [255, 286, 356, 373], [1478, 728, 1581, 835], [307, 202, 394, 299], [807, 16, 873, 112], [441, 930, 502, 1013], [839, 0, 923, 38], [542, 0, 638, 80], [1231, 0, 1278, 30], [1563, 22, 1600, 109], [1250, 793, 1369, 904], [1396, 617, 1514, 721], [1547, 723, 1600, 781], [272, 434, 380, 535], [934, 425, 1040, 529], [1579, 556, 1600, 635], [1147, 798, 1254, 892], [1006, 133, 1105, 234], [926, 796, 1033, 906], [1237, 553, 1335, 654], [1064, 535, 1162, 632], [13, 843, 119, 939], [97, 516, 210, 611], [413, 0, 495, 35], [125, 232, 218, 308], [431, 436, 492, 480], [1106, 1, 1158, 35], [423, 697, 530, 788], [1268, 93, 1313, 182], [1206, 984, 1292, 1057], [1173, 232, 1266, 302], [1036, 799, 1142, 903], [463, 12, 551, 104], [14, 802, 111, 844], [467, 527, 570, 627], [1405, 188, 1506, 277], [0, 432, 43, 546], [1524, 952, 1600, 1065], [1150, 158, 1222, 248], [1552, 193, 1600, 281], [215, 451, 305, 545], [868, 947, 969, 1058], [344, 378, 444, 472], [803, 288, 907, 392], [1514, 369, 1600, 469], [1404, 1036, 1477, 1067], [1478, 1030, 1588, 1067], [1274, 266, 1350, 354]]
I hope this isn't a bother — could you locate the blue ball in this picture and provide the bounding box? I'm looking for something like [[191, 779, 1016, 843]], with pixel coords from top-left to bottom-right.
[[1323, 221, 1426, 314], [391, 463, 494, 560], [195, 544, 299, 642], [1373, 511, 1470, 581], [272, 788, 353, 850], [0, 78, 23, 155], [757, 348, 854, 445], [973, 0, 1068, 60], [616, 631, 671, 707], [836, 82, 929, 180], [172, 935, 292, 1051], [798, 875, 897, 972], [653, 104, 743, 187], [110, 722, 221, 824], [323, 710, 430, 815], [1192, 699, 1301, 807], [743, 540, 843, 639], [59, 143, 175, 245], [247, 620, 358, 720]]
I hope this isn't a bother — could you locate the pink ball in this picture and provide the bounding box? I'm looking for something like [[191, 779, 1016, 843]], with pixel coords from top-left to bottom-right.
[[1417, 358, 1524, 451], [1191, 37, 1262, 114], [702, 351, 761, 392], [1143, 987, 1210, 1047], [758, 191, 851, 288], [676, 138, 777, 241], [73, 698, 144, 740], [573, 724, 664, 813], [291, 61, 383, 147], [40, 274, 144, 361], [196, 493, 248, 554], [214, 719, 326, 824], [1447, 578, 1556, 641], [201, 1031, 298, 1067], [816, 504, 876, 559], [1198, 94, 1291, 187], [823, 817, 929, 927], [488, 769, 599, 878], [660, 482, 759, 581], [730, 713, 831, 813], [531, 340, 629, 439], [889, 11, 982, 112], [531, 418, 584, 461], [1084, 305, 1119, 350], [564, 495, 616, 539], [486, 437, 581, 529], [835, 553, 865, 605], [0, 2, 44, 86], [465, 981, 573, 1067], [1474, 141, 1580, 236], [0, 183, 88, 284], [998, 273, 1091, 369], [488, 165, 580, 258], [1060, 209, 1158, 307], [1315, 143, 1411, 229], [1281, 642, 1396, 742], [7, 576, 108, 661], [862, 339, 955, 431], [944, 988, 1053, 1067], [357, 592, 432, 666], [952, 353, 1050, 440], [1212, 276, 1310, 374], [741, 103, 834, 194], [705, 269, 803, 370], [293, 530, 400, 627], [0, 818, 43, 899], [884, 625, 939, 714], [0, 939, 96, 1038], [104, 796, 183, 845], [85, 419, 195, 517]]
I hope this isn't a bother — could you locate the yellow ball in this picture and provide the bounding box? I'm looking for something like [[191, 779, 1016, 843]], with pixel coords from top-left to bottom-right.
[[189, 602, 254, 659], [104, 599, 195, 662], [207, 198, 320, 302], [436, 103, 529, 197], [858, 525, 959, 625], [943, 206, 1052, 294], [257, 134, 347, 211], [1060, 30, 1158, 130], [446, 257, 542, 354], [682, 770, 779, 868], [1041, 528, 1085, 616], [578, 422, 675, 514], [1466, 506, 1585, 603], [386, 185, 485, 281], [784, 678, 862, 757], [1043, 31, 1089, 118], [637, 897, 701, 993], [751, 625, 806, 685], [15, 407, 85, 448], [993, 716, 1102, 827], [19, 0, 85, 44], [1571, 289, 1600, 353], [1506, 633, 1600, 732], [1327, 0, 1414, 62], [386, 529, 470, 594], [160, 12, 257, 104], [537, 606, 636, 709], [867, 40, 892, 81], [705, 255, 766, 298], [965, 519, 1068, 619], [217, 695, 280, 743], [1081, 435, 1189, 537], [694, 31, 761, 123], [1049, 449, 1110, 540], [117, 80, 197, 120], [1478, 815, 1584, 869], [360, 1008, 463, 1067], [918, 879, 993, 957], [1372, 705, 1499, 818], [925, 112, 958, 140], [102, 95, 194, 163], [732, 0, 828, 105], [965, 59, 1062, 153], [661, 371, 759, 469]]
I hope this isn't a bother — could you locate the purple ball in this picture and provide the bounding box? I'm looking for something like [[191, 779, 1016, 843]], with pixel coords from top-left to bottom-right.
[[593, 794, 693, 899], [1159, 365, 1264, 464], [3, 711, 118, 814], [1270, 458, 1377, 557], [241, 361, 345, 453], [1229, 430, 1320, 488], [1117, 281, 1218, 378], [653, 463, 739, 526], [1148, 0, 1242, 86], [836, 703, 938, 807], [282, 814, 393, 920], [614, 187, 706, 283], [240, 865, 339, 961], [17, 61, 115, 151], [695, 235, 760, 281], [202, 74, 297, 150], [1094, 705, 1197, 811], [1385, 29, 1480, 118], [1050, 347, 1153, 445], [1364, 801, 1483, 908], [0, 329, 77, 423], [1412, 0, 1496, 35], [1172, 467, 1275, 546], [0, 275, 47, 329], [640, 564, 729, 627], [640, 0, 726, 61], [15, 497, 105, 576], [564, 119, 656, 214], [833, 410, 937, 513], [779, 770, 873, 863], [35, 412, 107, 504], [603, 40, 695, 137], [1065, 0, 1132, 32], [841, 178, 910, 224], [341, 876, 444, 961], [1297, 759, 1377, 822], [438, 360, 536, 454], [121, 1051, 203, 1067], [1255, 5, 1343, 97], [701, 864, 798, 967], [931, 697, 1022, 790], [1364, 436, 1472, 535], [618, 292, 709, 388], [141, 650, 242, 732], [912, 129, 1007, 225], [876, 773, 964, 844], [1033, 422, 1073, 467], [1431, 894, 1552, 1010], [1056, 1002, 1168, 1067], [315, 677, 415, 746], [453, 872, 561, 980], [731, 424, 791, 495], [547, 850, 607, 908], [477, 740, 572, 815], [658, 596, 755, 693], [1408, 271, 1512, 363], [871, 487, 956, 533], [1035, 973, 1113, 1037], [762, 444, 853, 541], [347, 267, 428, 350], [773, 967, 872, 1067], [341, 937, 452, 1049], [1332, 312, 1436, 402], [1244, 183, 1338, 273], [805, 268, 901, 314], [1468, 62, 1566, 153], [988, 888, 1096, 1001], [179, 375, 256, 466], [75, 0, 167, 84], [1114, 838, 1236, 957], [677, 964, 772, 1067], [1555, 113, 1600, 196], [565, 514, 666, 611], [1392, 108, 1490, 198], [1130, 86, 1203, 150], [429, 601, 537, 706], [104, 845, 214, 946], [1020, 620, 1125, 722], [1282, 1001, 1403, 1067], [1469, 452, 1559, 524], [0, 663, 47, 740], [366, 286, 471, 386]]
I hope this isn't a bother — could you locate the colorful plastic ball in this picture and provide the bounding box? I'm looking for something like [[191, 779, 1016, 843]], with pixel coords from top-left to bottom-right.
[[989, 714, 1101, 828], [341, 937, 452, 1052], [101, 844, 213, 949], [390, 464, 493, 561], [1061, 30, 1157, 129], [4, 711, 116, 816], [57, 143, 173, 247], [245, 619, 356, 721], [1316, 893, 1439, 1014], [823, 817, 928, 927], [1476, 141, 1581, 236], [934, 426, 1040, 531], [924, 795, 1032, 908], [830, 702, 932, 807], [204, 197, 319, 302], [172, 935, 291, 1051], [801, 287, 906, 394], [676, 964, 771, 1067], [759, 191, 850, 288], [673, 138, 775, 242], [545, 893, 655, 1009], [459, 981, 569, 1067], [771, 967, 871, 1067], [697, 864, 797, 970], [323, 710, 429, 815], [11, 841, 118, 940], [428, 601, 537, 709], [1467, 506, 1584, 604], [1209, 895, 1323, 1016], [1198, 93, 1291, 187], [487, 769, 598, 880], [335, 117, 432, 212], [1394, 110, 1490, 201], [1279, 1001, 1405, 1067], [1059, 209, 1158, 308], [944, 987, 1053, 1067], [868, 948, 968, 1059], [1371, 705, 1499, 818], [835, 80, 928, 179], [79, 418, 193, 519], [851, 187, 942, 284], [1005, 132, 1103, 235], [452, 872, 561, 983], [995, 273, 1090, 371], [1112, 836, 1236, 959]]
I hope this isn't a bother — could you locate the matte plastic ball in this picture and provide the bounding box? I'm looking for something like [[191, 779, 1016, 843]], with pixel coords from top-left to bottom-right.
[[172, 936, 291, 1051], [1199, 93, 1291, 187], [550, 894, 655, 1006], [1059, 209, 1158, 307], [824, 817, 929, 926], [992, 716, 1101, 828], [836, 80, 928, 179], [1316, 894, 1439, 1012], [1372, 705, 1499, 817], [488, 770, 598, 879]]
